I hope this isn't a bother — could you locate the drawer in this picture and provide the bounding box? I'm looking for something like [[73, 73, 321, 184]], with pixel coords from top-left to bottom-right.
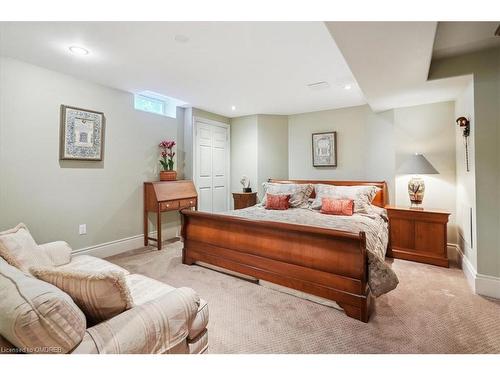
[[160, 201, 179, 211], [179, 198, 196, 209]]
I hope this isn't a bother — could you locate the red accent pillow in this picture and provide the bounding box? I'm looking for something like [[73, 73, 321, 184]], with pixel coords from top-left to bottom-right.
[[320, 198, 354, 216], [265, 194, 291, 210]]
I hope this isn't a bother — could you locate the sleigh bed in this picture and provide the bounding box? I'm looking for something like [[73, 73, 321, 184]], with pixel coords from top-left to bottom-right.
[[180, 179, 393, 322]]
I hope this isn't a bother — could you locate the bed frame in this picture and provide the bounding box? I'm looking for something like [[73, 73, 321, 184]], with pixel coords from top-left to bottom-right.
[[180, 179, 388, 322]]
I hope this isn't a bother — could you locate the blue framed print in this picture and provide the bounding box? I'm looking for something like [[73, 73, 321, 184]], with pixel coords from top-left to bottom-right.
[[60, 105, 105, 161]]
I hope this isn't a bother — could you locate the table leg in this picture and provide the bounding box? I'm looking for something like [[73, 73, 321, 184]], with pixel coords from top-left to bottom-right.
[[144, 210, 148, 246], [157, 206, 162, 250]]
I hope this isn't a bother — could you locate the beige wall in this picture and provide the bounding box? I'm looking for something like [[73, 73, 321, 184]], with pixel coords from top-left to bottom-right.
[[430, 47, 500, 279], [453, 79, 477, 270], [289, 105, 405, 206], [364, 109, 396, 204], [0, 57, 184, 250], [230, 114, 289, 203], [287, 103, 457, 241], [230, 115, 259, 205], [257, 115, 289, 197], [393, 101, 457, 244], [288, 106, 368, 181]]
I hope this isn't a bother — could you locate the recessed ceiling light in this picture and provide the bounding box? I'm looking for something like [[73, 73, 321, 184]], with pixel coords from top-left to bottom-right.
[[231, 105, 236, 111], [68, 46, 89, 56], [174, 34, 190, 43], [344, 84, 352, 90]]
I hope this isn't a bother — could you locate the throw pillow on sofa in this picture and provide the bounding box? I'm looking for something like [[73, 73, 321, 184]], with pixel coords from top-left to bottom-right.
[[31, 267, 134, 325], [0, 223, 52, 273], [0, 257, 86, 353]]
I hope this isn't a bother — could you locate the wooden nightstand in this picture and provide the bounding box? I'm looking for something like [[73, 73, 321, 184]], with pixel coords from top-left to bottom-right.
[[386, 206, 450, 267], [232, 192, 257, 209]]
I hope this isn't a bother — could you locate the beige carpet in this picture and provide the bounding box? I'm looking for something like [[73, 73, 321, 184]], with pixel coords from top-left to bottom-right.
[[107, 239, 500, 354]]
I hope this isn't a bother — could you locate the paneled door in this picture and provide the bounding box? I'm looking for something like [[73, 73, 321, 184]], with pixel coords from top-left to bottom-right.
[[194, 119, 230, 213]]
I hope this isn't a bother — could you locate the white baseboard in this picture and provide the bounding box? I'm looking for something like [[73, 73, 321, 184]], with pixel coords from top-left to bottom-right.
[[453, 242, 500, 299], [72, 228, 179, 259], [72, 233, 150, 258], [446, 243, 461, 265], [475, 273, 500, 299]]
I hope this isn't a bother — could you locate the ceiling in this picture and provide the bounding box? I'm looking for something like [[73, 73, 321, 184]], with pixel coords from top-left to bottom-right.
[[325, 22, 472, 112], [0, 22, 489, 117], [433, 22, 500, 59], [0, 22, 366, 117]]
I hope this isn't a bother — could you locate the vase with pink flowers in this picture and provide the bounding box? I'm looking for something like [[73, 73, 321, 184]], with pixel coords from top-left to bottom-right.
[[158, 140, 177, 181]]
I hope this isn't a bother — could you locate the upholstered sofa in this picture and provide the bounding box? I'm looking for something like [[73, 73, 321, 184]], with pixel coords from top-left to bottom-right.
[[0, 224, 209, 354]]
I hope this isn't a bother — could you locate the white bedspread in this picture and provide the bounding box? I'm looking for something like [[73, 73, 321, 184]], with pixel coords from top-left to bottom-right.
[[220, 206, 399, 297]]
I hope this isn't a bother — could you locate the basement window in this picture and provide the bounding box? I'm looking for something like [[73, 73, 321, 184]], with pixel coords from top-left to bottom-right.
[[134, 91, 187, 118]]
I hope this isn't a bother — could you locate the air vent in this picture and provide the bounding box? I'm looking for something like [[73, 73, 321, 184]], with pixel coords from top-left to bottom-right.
[[307, 81, 330, 90]]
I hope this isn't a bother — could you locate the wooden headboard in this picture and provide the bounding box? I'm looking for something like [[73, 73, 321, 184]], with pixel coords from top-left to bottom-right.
[[268, 179, 388, 207]]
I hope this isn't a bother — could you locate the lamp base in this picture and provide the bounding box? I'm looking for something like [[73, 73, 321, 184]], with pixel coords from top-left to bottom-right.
[[408, 176, 425, 206]]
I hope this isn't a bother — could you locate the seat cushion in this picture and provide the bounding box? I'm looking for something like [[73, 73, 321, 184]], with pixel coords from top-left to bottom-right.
[[31, 267, 133, 325], [58, 255, 130, 275], [125, 274, 208, 340], [71, 287, 200, 354], [125, 274, 175, 306], [0, 257, 86, 353], [0, 223, 52, 273]]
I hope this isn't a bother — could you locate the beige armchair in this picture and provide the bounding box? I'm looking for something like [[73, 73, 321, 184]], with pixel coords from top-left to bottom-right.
[[0, 233, 208, 354]]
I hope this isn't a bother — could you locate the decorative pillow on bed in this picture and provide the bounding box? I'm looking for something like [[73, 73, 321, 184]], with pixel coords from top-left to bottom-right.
[[265, 194, 291, 210], [261, 183, 313, 208], [320, 198, 354, 216], [311, 184, 380, 214], [30, 267, 134, 325]]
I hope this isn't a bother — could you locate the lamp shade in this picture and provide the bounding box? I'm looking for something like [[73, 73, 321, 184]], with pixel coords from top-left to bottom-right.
[[397, 153, 439, 175]]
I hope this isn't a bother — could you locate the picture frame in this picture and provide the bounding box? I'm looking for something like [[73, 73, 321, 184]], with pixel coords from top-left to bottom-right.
[[60, 105, 105, 161], [312, 131, 337, 167]]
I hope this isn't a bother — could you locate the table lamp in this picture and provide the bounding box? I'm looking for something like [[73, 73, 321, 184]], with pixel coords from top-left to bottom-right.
[[397, 153, 439, 208]]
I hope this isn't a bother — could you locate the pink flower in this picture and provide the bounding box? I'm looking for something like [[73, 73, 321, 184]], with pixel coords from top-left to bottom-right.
[[159, 139, 176, 150]]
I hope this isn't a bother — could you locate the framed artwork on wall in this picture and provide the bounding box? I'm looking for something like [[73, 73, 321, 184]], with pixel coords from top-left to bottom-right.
[[59, 105, 105, 161], [312, 131, 337, 167]]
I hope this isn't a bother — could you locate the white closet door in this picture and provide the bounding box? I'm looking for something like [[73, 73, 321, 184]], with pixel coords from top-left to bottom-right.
[[195, 120, 229, 213], [196, 122, 213, 212]]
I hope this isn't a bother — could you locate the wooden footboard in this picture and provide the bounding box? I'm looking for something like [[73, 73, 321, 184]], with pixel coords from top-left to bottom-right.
[[180, 209, 373, 322]]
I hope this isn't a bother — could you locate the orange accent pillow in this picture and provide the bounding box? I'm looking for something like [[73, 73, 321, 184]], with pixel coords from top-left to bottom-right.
[[320, 198, 354, 216], [265, 194, 291, 210]]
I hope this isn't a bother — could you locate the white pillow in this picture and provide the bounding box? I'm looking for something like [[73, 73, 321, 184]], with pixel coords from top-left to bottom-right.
[[261, 183, 314, 208], [0, 223, 52, 273], [311, 184, 380, 214]]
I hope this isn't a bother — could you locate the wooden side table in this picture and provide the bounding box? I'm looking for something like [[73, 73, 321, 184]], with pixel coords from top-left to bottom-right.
[[232, 192, 257, 209], [386, 205, 450, 267]]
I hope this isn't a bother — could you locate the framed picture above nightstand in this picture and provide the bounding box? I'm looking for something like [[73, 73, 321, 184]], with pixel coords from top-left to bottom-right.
[[386, 206, 450, 267]]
